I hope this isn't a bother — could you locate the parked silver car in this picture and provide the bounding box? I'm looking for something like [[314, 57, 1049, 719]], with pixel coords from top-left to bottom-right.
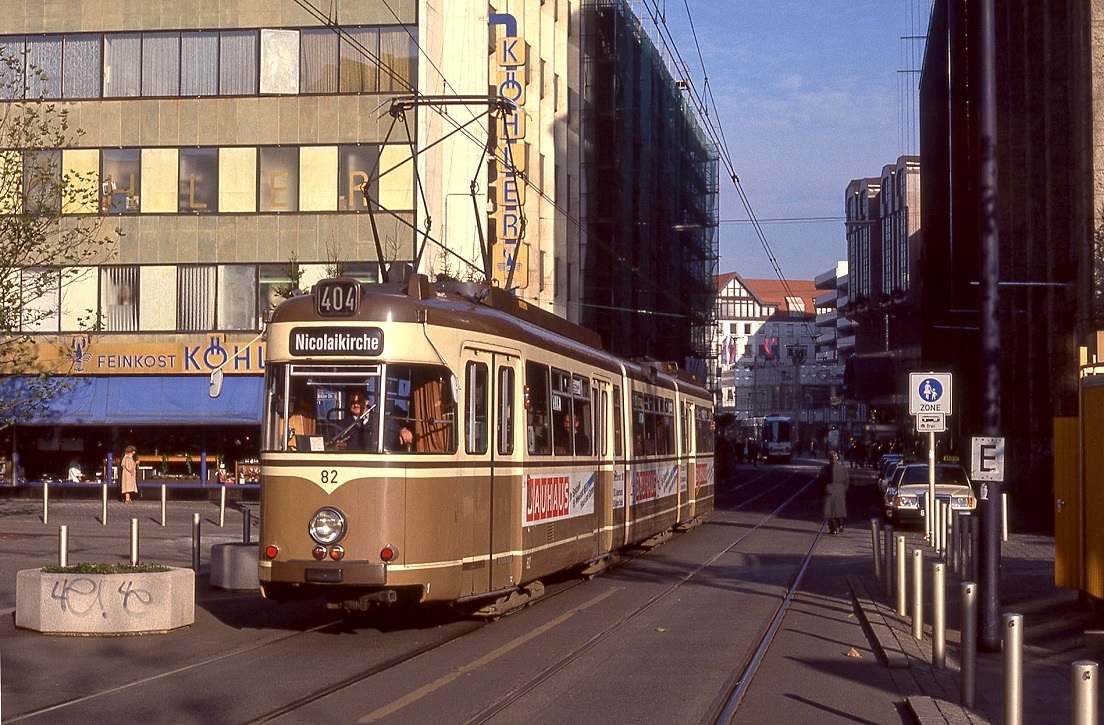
[[883, 463, 976, 523]]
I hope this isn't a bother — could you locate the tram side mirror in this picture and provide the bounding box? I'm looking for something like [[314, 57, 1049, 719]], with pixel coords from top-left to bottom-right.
[[209, 368, 224, 398]]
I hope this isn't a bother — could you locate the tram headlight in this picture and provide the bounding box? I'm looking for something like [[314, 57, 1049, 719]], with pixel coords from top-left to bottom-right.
[[308, 507, 346, 545]]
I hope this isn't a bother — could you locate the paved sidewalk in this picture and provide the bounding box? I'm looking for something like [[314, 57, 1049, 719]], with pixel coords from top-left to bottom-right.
[[850, 522, 1098, 724]]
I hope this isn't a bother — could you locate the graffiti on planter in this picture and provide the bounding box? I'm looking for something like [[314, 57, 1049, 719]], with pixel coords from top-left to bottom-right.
[[50, 577, 153, 618]]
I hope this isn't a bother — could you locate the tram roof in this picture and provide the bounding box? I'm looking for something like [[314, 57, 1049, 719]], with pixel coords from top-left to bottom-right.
[[270, 275, 710, 399]]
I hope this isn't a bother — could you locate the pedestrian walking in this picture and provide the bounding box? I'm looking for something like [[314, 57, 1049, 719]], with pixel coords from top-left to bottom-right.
[[121, 445, 138, 504], [819, 450, 850, 534]]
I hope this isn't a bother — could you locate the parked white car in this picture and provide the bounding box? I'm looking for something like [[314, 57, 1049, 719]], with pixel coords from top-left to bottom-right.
[[883, 463, 976, 524]]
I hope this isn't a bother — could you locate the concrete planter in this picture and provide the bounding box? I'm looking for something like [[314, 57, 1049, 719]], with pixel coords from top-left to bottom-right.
[[15, 567, 194, 635], [210, 542, 260, 591]]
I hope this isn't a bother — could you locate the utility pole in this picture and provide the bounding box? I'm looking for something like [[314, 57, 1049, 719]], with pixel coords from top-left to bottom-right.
[[977, 0, 1002, 652]]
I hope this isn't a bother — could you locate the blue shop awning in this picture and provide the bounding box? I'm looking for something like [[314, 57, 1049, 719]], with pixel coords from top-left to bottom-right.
[[0, 375, 263, 425]]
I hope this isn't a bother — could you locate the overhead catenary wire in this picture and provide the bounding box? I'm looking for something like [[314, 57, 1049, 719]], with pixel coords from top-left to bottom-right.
[[638, 0, 819, 340]]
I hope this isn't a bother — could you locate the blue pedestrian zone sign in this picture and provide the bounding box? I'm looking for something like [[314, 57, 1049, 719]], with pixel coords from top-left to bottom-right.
[[909, 372, 953, 415]]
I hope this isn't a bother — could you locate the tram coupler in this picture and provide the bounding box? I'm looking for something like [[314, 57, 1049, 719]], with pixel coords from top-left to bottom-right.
[[580, 552, 621, 579], [330, 589, 399, 612], [473, 581, 546, 619]]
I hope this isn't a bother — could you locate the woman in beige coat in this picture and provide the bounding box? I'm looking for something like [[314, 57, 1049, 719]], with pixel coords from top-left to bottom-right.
[[121, 445, 138, 504]]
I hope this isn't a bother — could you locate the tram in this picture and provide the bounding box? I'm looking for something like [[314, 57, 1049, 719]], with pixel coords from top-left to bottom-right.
[[761, 415, 794, 463], [256, 273, 714, 614]]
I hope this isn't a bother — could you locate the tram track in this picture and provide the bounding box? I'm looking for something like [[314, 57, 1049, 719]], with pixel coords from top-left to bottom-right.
[[5, 468, 818, 723], [462, 470, 820, 725]]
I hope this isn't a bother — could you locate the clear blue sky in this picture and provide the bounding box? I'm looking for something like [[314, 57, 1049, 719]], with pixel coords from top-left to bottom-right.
[[656, 0, 929, 282]]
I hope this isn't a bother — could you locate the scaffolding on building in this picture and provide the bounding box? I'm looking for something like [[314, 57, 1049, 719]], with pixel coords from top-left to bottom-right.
[[580, 0, 720, 386]]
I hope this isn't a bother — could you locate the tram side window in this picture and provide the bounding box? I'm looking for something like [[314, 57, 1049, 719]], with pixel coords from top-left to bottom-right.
[[681, 402, 690, 454], [262, 363, 286, 451], [633, 392, 654, 455], [384, 364, 456, 453], [696, 408, 714, 453], [658, 399, 674, 455], [613, 385, 623, 457], [551, 368, 573, 455], [497, 366, 514, 455], [525, 361, 551, 455], [572, 373, 592, 457], [598, 388, 609, 457], [465, 361, 489, 455]]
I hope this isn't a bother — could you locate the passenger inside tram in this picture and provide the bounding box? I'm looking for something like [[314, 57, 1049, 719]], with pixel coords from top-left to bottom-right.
[[287, 390, 317, 450], [383, 404, 414, 452]]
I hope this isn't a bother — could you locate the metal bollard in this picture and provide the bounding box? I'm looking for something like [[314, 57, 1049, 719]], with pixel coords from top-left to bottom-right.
[[160, 484, 167, 527], [192, 512, 201, 572], [961, 582, 977, 708], [1072, 661, 1099, 725], [42, 482, 49, 525], [58, 525, 68, 568], [884, 524, 895, 597], [896, 535, 907, 617], [130, 517, 139, 566], [1004, 613, 1023, 725], [932, 563, 945, 668], [912, 549, 924, 639], [242, 507, 252, 544], [219, 485, 226, 528], [934, 501, 943, 555], [871, 518, 882, 582], [101, 483, 108, 526]]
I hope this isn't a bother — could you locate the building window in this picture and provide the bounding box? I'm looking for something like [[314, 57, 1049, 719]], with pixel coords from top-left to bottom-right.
[[63, 35, 100, 99], [101, 149, 140, 214], [339, 27, 379, 92], [338, 145, 379, 210], [21, 267, 59, 332], [300, 29, 338, 94], [142, 32, 181, 96], [259, 147, 299, 212], [23, 150, 61, 215], [378, 27, 416, 92], [101, 266, 139, 331], [177, 265, 217, 331], [26, 35, 62, 98], [258, 263, 296, 326], [181, 31, 219, 96], [218, 265, 257, 330], [103, 33, 141, 97], [220, 30, 259, 95], [179, 148, 218, 213]]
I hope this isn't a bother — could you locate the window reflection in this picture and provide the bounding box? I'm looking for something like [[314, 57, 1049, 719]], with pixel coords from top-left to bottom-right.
[[101, 149, 140, 214]]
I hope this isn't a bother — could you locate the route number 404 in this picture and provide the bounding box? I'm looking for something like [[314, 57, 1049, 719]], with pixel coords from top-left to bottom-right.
[[315, 279, 361, 317]]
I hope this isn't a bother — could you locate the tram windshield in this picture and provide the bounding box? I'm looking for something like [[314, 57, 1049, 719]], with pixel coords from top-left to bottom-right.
[[263, 362, 457, 454]]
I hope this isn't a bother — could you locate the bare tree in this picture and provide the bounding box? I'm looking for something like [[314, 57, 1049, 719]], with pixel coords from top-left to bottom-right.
[[0, 50, 119, 426]]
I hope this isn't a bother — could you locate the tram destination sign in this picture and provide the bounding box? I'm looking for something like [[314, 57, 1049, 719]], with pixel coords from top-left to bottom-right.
[[290, 327, 383, 356], [909, 372, 953, 416], [315, 278, 361, 317]]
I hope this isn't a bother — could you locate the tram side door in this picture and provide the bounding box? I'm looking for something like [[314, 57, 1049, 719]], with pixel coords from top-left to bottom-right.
[[462, 347, 520, 595]]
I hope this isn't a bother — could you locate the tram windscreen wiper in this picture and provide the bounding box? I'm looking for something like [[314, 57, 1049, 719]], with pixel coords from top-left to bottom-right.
[[328, 404, 376, 447]]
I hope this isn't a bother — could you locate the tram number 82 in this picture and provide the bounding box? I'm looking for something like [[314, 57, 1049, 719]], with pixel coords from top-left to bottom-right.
[[316, 279, 361, 317]]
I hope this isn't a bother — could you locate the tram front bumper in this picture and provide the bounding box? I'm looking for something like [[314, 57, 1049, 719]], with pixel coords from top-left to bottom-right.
[[261, 559, 387, 585]]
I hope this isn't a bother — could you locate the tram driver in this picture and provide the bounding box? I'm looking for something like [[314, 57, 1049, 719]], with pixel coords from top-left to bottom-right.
[[336, 389, 377, 451]]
